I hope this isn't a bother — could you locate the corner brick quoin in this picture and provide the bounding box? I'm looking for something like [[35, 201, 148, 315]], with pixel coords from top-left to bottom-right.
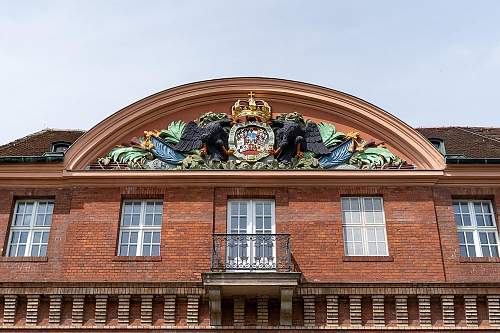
[[0, 78, 500, 331]]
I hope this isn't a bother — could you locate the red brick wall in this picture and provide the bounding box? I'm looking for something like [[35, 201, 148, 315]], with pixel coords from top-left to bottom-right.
[[338, 296, 349, 326], [0, 185, 498, 283], [14, 296, 27, 326], [83, 296, 95, 326], [199, 299, 210, 326], [454, 295, 466, 327], [407, 296, 419, 326], [129, 297, 141, 326], [152, 297, 164, 326], [384, 296, 396, 326], [38, 296, 49, 325], [61, 297, 72, 325], [107, 297, 118, 326], [285, 186, 445, 282], [291, 297, 303, 326], [315, 297, 326, 326], [477, 296, 489, 327], [430, 296, 443, 326], [361, 296, 373, 326], [175, 297, 187, 326]]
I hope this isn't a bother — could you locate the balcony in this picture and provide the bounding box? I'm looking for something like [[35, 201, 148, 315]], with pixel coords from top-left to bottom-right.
[[211, 233, 292, 272], [204, 233, 300, 326]]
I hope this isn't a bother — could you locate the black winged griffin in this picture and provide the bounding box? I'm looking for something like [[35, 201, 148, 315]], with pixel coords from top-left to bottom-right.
[[173, 118, 233, 162], [270, 112, 329, 164]]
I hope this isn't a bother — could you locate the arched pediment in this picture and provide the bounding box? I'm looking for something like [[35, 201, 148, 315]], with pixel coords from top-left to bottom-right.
[[64, 78, 445, 171]]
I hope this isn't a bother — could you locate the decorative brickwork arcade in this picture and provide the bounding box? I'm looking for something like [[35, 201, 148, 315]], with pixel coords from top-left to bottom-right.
[[0, 287, 499, 329]]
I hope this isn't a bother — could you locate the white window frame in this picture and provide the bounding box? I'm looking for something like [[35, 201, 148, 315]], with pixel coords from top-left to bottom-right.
[[7, 200, 54, 257], [454, 200, 499, 257], [341, 196, 389, 256], [226, 199, 276, 270], [227, 199, 276, 235], [118, 200, 163, 256]]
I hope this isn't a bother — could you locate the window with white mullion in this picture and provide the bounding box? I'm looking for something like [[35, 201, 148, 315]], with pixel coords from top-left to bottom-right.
[[342, 197, 388, 256], [229, 201, 248, 234], [7, 200, 53, 257], [454, 200, 499, 257], [118, 200, 162, 256], [226, 199, 276, 270]]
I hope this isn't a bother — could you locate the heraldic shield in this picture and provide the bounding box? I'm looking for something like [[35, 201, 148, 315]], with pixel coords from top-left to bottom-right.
[[228, 121, 275, 162]]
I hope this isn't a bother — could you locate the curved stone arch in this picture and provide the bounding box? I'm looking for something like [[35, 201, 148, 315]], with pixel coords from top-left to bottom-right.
[[64, 77, 445, 170]]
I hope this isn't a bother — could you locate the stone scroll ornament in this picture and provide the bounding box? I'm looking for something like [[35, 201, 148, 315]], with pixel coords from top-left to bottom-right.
[[97, 92, 405, 170]]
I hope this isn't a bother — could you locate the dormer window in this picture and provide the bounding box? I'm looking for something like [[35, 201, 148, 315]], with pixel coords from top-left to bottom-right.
[[428, 138, 446, 155], [51, 141, 71, 153]]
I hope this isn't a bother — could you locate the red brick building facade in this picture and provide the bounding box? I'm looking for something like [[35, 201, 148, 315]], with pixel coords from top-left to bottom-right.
[[0, 78, 499, 331]]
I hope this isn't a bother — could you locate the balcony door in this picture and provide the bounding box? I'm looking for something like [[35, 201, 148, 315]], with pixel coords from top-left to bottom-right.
[[227, 199, 275, 270]]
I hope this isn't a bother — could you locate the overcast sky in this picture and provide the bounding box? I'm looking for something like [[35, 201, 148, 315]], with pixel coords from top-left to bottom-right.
[[1, 1, 500, 145]]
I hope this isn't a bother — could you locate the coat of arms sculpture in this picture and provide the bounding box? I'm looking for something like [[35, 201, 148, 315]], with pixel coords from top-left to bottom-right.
[[97, 92, 406, 170], [229, 121, 274, 162]]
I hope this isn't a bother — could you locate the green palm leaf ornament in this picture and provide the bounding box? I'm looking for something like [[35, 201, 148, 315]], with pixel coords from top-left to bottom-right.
[[317, 122, 346, 148], [107, 145, 152, 168], [159, 120, 186, 144], [350, 146, 402, 169]]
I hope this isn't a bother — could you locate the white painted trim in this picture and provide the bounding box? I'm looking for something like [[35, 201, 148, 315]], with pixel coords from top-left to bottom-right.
[[341, 196, 389, 256], [117, 200, 162, 256], [454, 200, 499, 257], [227, 199, 276, 270], [7, 200, 53, 257]]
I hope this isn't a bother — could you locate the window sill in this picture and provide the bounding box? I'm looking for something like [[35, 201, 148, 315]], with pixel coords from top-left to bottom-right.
[[112, 256, 162, 262], [0, 256, 48, 262], [343, 255, 394, 262], [459, 256, 500, 263]]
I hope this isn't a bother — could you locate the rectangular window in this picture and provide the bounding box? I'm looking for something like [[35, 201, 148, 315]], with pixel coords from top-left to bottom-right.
[[7, 200, 54, 257], [118, 200, 163, 256], [454, 200, 499, 257], [227, 199, 276, 270], [341, 197, 388, 256]]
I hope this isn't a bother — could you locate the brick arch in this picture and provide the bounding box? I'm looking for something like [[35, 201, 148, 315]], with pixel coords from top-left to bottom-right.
[[64, 77, 445, 170]]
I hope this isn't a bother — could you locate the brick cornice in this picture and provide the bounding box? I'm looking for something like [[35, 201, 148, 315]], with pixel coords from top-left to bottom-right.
[[2, 166, 500, 187]]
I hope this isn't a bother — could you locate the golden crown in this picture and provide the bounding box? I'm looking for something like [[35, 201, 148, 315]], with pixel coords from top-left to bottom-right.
[[232, 92, 272, 122]]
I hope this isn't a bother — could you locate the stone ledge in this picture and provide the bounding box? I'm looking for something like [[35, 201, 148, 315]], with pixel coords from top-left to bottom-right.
[[343, 256, 394, 262], [0, 256, 48, 262], [203, 272, 301, 286], [459, 256, 500, 263], [112, 256, 162, 262], [203, 272, 301, 297]]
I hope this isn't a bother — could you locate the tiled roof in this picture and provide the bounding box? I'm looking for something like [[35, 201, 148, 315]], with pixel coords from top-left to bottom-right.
[[416, 127, 500, 159], [0, 129, 85, 157], [1, 127, 499, 160]]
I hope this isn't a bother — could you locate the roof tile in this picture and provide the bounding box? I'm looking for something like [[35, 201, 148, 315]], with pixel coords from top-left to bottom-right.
[[0, 129, 85, 157]]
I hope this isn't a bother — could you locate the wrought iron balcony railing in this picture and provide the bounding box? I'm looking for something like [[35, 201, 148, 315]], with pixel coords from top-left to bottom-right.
[[211, 233, 292, 272]]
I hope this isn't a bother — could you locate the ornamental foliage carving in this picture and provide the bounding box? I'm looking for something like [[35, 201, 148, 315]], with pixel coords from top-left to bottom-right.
[[96, 93, 405, 170]]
